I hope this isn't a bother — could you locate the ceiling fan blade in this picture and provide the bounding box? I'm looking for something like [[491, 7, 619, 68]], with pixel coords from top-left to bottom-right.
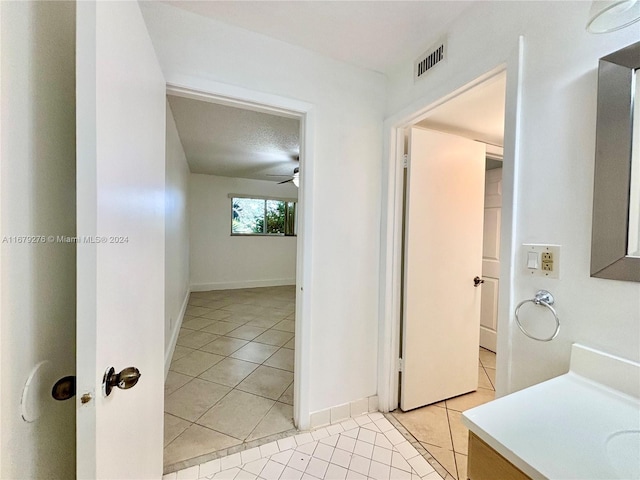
[[278, 178, 293, 184]]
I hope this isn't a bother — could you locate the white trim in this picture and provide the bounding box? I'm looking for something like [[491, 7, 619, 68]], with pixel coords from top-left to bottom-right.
[[166, 80, 315, 430], [165, 290, 190, 380], [377, 37, 525, 412], [190, 278, 296, 292], [308, 395, 380, 429]]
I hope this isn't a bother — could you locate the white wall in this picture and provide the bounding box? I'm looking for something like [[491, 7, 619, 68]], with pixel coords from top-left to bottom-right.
[[190, 174, 298, 291], [0, 1, 76, 477], [386, 1, 640, 394], [165, 101, 190, 352], [141, 2, 386, 414]]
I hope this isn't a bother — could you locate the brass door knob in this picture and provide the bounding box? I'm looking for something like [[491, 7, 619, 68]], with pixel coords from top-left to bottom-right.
[[103, 366, 141, 396]]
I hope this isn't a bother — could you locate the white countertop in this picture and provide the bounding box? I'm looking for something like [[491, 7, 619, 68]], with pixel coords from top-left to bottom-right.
[[462, 344, 640, 480]]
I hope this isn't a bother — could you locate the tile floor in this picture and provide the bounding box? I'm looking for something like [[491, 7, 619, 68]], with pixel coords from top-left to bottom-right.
[[163, 413, 444, 480], [391, 348, 497, 480], [165, 286, 297, 472]]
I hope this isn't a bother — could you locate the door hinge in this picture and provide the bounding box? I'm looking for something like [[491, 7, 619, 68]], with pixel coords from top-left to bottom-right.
[[403, 154, 408, 169], [397, 358, 404, 372]]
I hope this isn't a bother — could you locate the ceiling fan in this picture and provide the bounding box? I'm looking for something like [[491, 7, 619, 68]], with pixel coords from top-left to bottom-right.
[[275, 166, 299, 187]]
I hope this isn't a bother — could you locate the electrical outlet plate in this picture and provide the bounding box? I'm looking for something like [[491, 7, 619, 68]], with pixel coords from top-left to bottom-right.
[[523, 244, 561, 279]]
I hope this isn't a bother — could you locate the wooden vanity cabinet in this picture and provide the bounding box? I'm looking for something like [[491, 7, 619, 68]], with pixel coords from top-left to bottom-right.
[[466, 432, 532, 480]]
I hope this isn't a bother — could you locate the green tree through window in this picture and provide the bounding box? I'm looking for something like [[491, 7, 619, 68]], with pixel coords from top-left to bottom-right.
[[231, 197, 296, 236]]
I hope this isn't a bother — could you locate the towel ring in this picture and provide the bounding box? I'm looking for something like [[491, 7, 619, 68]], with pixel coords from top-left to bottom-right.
[[514, 290, 560, 342]]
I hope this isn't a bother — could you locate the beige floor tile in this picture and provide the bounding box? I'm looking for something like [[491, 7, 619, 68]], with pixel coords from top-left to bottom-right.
[[177, 328, 191, 339], [181, 316, 218, 331], [188, 298, 210, 307], [199, 357, 259, 387], [246, 402, 295, 442], [185, 306, 210, 317], [164, 413, 190, 447], [224, 313, 257, 325], [221, 304, 265, 315], [199, 309, 233, 321], [253, 329, 294, 347], [259, 307, 291, 321], [230, 342, 279, 363], [484, 367, 496, 388], [200, 336, 249, 356], [226, 325, 267, 341], [245, 298, 292, 310], [170, 350, 225, 377], [447, 410, 468, 455], [197, 389, 274, 440], [477, 367, 493, 390], [478, 348, 496, 369], [392, 405, 453, 449], [264, 348, 294, 372], [165, 378, 231, 422], [244, 317, 281, 329], [204, 300, 234, 311], [420, 444, 456, 479], [278, 382, 294, 405], [237, 365, 294, 400], [455, 453, 468, 480], [272, 319, 295, 333], [445, 388, 495, 413], [176, 330, 220, 349], [282, 338, 296, 350], [165, 371, 193, 396], [171, 345, 196, 362], [202, 321, 242, 335], [163, 424, 241, 466]]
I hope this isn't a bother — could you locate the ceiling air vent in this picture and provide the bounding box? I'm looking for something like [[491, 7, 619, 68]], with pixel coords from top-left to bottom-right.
[[414, 39, 446, 82]]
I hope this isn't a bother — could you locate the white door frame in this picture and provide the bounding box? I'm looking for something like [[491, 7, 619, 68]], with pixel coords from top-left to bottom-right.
[[378, 37, 524, 412], [166, 79, 315, 430]]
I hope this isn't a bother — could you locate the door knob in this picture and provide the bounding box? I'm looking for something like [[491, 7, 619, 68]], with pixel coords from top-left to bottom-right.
[[103, 366, 141, 396], [473, 276, 484, 287]]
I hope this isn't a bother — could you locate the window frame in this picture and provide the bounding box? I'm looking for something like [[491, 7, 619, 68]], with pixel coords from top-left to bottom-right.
[[229, 194, 298, 237]]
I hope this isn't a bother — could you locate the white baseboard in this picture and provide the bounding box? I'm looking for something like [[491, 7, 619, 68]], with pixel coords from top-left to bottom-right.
[[190, 278, 295, 292], [165, 290, 190, 380], [309, 395, 379, 429]]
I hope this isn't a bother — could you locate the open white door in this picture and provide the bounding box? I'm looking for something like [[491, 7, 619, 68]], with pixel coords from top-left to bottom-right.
[[400, 128, 485, 411], [76, 2, 166, 478]]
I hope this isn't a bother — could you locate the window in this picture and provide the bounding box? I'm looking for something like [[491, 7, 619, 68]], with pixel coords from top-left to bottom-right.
[[231, 196, 297, 236]]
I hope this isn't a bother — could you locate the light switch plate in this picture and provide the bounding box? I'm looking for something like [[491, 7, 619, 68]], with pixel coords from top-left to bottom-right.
[[523, 244, 561, 279]]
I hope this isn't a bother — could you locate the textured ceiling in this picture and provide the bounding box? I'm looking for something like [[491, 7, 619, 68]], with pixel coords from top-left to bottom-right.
[[417, 71, 506, 147], [168, 95, 300, 181], [162, 1, 475, 74]]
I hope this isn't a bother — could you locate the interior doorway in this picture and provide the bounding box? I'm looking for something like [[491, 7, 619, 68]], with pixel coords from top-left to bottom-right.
[[399, 71, 506, 412], [390, 70, 508, 480], [162, 86, 311, 473]]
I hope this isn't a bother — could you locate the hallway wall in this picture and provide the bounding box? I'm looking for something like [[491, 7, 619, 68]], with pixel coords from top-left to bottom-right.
[[0, 1, 76, 477], [189, 173, 298, 291], [166, 101, 191, 352], [141, 3, 385, 417], [385, 1, 640, 394]]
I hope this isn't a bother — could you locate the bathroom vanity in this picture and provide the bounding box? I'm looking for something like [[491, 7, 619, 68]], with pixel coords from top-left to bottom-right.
[[462, 344, 640, 480]]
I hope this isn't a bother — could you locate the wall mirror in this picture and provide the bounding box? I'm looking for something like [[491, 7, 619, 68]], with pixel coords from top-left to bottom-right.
[[591, 41, 640, 282]]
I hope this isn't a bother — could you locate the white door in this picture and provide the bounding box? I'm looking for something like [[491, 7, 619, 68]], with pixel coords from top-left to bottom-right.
[[479, 167, 502, 352], [76, 2, 166, 478], [401, 128, 485, 411]]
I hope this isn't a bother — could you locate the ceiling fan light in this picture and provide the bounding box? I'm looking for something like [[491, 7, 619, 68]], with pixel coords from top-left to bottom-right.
[[587, 0, 640, 33]]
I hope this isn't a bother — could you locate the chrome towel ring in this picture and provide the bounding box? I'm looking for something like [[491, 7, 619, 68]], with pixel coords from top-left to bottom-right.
[[514, 290, 560, 342]]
